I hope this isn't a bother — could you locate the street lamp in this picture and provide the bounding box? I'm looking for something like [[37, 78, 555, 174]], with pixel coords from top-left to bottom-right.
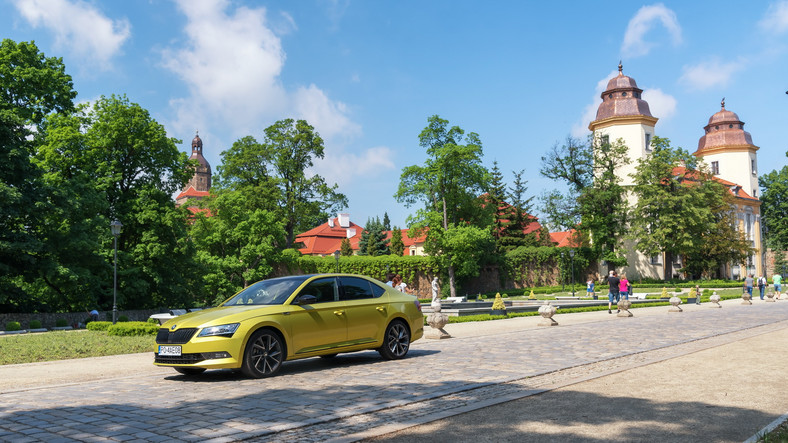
[[560, 251, 565, 292], [110, 220, 122, 324], [569, 248, 576, 297], [333, 250, 340, 273]]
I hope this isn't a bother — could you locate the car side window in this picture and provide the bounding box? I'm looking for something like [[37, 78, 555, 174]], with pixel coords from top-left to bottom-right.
[[298, 277, 338, 303], [339, 277, 379, 301]]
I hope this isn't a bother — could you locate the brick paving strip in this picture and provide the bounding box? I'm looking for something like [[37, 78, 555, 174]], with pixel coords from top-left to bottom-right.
[[0, 302, 786, 443]]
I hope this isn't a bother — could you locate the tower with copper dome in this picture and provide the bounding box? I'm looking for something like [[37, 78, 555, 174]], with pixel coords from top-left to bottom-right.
[[175, 132, 212, 207], [695, 99, 759, 198], [589, 63, 658, 187]]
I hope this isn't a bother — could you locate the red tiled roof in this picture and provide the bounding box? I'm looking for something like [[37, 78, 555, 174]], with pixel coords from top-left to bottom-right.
[[295, 217, 364, 255], [549, 230, 576, 247], [672, 166, 759, 202], [176, 186, 210, 201]]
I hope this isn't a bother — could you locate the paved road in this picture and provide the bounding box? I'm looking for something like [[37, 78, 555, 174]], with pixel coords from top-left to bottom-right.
[[1, 299, 787, 442]]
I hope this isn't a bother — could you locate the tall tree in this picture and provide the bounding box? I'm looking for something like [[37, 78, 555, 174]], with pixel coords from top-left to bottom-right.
[[382, 212, 391, 231], [390, 227, 405, 256], [357, 217, 389, 256], [760, 166, 788, 251], [538, 135, 593, 231], [576, 135, 630, 271], [395, 115, 489, 297], [340, 237, 354, 256], [498, 169, 537, 251], [260, 119, 348, 248]]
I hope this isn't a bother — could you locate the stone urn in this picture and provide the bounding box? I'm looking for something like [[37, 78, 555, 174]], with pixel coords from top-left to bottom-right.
[[426, 300, 451, 339], [617, 298, 633, 317], [709, 291, 721, 308], [538, 301, 558, 326], [668, 295, 683, 312], [766, 290, 776, 303], [741, 290, 752, 305]]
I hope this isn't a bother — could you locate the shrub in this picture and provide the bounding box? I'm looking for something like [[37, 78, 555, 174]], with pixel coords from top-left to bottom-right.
[[55, 319, 68, 327], [147, 317, 159, 324], [86, 321, 112, 332], [28, 320, 42, 329], [106, 321, 159, 336], [118, 315, 129, 322], [491, 293, 506, 310], [5, 321, 21, 331]]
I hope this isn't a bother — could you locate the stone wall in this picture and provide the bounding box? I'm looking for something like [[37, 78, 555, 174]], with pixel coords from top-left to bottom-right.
[[0, 309, 158, 331], [765, 248, 788, 276]]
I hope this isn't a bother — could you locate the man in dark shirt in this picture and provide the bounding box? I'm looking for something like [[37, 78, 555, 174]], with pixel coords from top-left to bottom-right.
[[607, 270, 620, 314]]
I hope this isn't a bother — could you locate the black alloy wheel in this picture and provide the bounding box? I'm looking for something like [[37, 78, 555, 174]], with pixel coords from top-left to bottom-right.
[[378, 320, 410, 360], [241, 329, 285, 378]]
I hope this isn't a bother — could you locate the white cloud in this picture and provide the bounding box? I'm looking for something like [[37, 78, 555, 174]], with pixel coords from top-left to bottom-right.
[[621, 3, 682, 58], [312, 146, 395, 188], [679, 58, 745, 91], [760, 1, 788, 34], [12, 0, 130, 70], [163, 0, 359, 145], [642, 88, 677, 121]]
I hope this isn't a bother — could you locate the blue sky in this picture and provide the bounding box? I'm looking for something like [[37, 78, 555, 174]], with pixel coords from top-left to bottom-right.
[[4, 0, 788, 229]]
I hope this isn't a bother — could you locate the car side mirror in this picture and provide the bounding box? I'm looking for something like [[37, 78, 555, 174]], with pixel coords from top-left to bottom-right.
[[296, 294, 317, 305]]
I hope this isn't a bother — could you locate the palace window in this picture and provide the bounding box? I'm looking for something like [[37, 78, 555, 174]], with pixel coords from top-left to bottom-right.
[[711, 161, 720, 175], [645, 133, 652, 151]]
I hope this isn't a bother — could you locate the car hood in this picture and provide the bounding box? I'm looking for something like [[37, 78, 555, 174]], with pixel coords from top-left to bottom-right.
[[161, 305, 286, 330]]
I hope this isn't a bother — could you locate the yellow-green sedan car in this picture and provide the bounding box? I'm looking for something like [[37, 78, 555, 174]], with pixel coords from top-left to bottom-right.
[[154, 274, 424, 378]]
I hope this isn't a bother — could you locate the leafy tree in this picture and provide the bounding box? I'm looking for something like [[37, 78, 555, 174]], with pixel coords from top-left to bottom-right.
[[538, 135, 593, 231], [576, 135, 630, 270], [259, 119, 347, 247], [0, 39, 76, 310], [390, 227, 405, 256], [760, 166, 788, 251], [340, 237, 354, 256], [628, 136, 751, 279], [189, 190, 285, 305], [395, 115, 489, 297], [357, 217, 389, 256]]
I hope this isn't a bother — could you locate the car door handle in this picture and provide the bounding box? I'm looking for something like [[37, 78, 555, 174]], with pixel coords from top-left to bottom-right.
[[376, 306, 386, 312], [334, 310, 345, 316]]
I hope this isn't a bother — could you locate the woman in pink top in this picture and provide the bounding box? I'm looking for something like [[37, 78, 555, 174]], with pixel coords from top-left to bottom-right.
[[619, 274, 630, 300]]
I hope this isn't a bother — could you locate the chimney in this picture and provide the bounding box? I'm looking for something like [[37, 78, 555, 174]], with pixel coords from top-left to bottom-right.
[[338, 213, 350, 228], [327, 217, 335, 228]]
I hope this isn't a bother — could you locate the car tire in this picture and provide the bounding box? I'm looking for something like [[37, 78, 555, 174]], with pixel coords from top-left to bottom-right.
[[378, 320, 410, 360], [241, 329, 285, 378], [174, 367, 206, 376]]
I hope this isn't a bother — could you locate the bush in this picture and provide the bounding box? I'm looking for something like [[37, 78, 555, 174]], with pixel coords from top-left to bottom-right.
[[55, 319, 68, 327], [5, 321, 21, 331], [29, 320, 42, 329], [147, 317, 159, 324], [107, 321, 159, 336], [86, 321, 112, 332], [118, 315, 129, 322]]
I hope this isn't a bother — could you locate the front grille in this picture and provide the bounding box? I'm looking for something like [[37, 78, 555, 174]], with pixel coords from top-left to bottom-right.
[[154, 353, 206, 364], [156, 328, 198, 344]]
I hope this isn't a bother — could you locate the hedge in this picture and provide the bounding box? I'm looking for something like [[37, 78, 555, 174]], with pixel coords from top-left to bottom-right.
[[86, 321, 112, 332], [106, 321, 159, 336]]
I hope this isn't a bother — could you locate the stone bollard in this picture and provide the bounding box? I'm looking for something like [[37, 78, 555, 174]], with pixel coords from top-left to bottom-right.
[[709, 291, 721, 308], [537, 301, 558, 326], [766, 290, 776, 303], [668, 295, 683, 312], [617, 298, 633, 317], [741, 290, 752, 305], [425, 300, 451, 339]]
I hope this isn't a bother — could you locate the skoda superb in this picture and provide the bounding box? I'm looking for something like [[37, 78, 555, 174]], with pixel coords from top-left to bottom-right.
[[154, 274, 423, 378]]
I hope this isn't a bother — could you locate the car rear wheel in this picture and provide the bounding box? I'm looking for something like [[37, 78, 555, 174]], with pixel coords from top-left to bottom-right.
[[174, 367, 206, 376], [378, 320, 410, 360], [241, 329, 284, 378]]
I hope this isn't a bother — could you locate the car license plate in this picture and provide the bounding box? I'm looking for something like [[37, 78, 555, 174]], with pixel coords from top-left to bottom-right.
[[158, 345, 182, 356]]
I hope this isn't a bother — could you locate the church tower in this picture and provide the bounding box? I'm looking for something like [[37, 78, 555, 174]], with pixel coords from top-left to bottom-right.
[[186, 132, 211, 192], [695, 99, 759, 198], [588, 63, 658, 186]]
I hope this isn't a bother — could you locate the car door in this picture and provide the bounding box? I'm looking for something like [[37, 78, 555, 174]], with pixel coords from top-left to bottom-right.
[[287, 277, 347, 355], [339, 276, 388, 345]]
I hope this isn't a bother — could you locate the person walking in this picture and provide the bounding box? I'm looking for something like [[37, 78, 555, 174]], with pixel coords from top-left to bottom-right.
[[745, 274, 754, 299], [774, 273, 782, 300], [606, 271, 620, 314], [758, 275, 767, 300], [619, 274, 630, 301]]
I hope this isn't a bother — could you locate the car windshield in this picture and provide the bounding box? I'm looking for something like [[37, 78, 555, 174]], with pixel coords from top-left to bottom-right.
[[222, 277, 308, 306]]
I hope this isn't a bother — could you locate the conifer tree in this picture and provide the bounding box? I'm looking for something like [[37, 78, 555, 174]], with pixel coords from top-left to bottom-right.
[[340, 237, 353, 256], [357, 217, 389, 256], [390, 227, 405, 256]]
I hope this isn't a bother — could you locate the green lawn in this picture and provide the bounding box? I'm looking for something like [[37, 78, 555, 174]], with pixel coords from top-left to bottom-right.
[[0, 330, 155, 365]]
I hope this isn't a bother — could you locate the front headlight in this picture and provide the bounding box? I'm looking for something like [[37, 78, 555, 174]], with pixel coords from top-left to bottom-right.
[[198, 323, 240, 337]]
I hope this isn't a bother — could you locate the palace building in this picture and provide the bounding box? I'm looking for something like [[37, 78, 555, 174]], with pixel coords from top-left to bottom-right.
[[588, 64, 762, 280]]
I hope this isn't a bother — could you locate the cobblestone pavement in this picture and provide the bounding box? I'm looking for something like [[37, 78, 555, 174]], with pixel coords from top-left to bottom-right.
[[1, 301, 787, 442]]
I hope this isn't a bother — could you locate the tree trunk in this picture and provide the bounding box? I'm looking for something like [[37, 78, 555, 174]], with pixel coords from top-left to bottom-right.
[[448, 264, 457, 298], [664, 251, 673, 281]]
